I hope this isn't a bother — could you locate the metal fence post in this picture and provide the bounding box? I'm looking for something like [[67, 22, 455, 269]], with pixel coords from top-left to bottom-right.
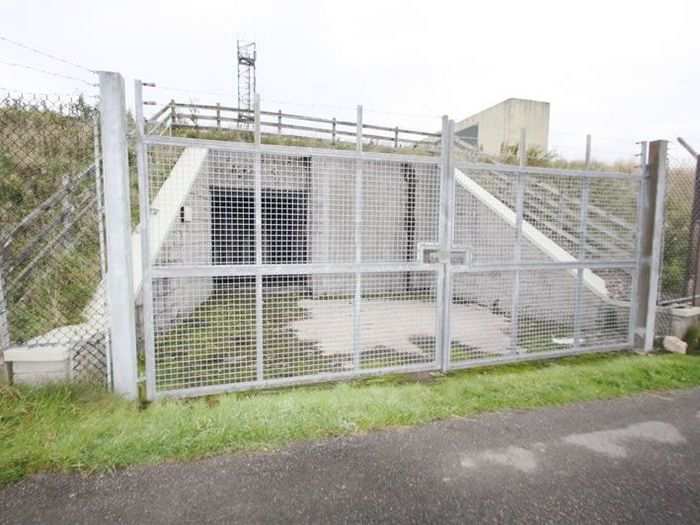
[[684, 144, 700, 304], [510, 129, 527, 354], [573, 135, 592, 350], [0, 257, 10, 351], [93, 113, 112, 387], [437, 116, 454, 372], [628, 141, 647, 346], [254, 93, 263, 381], [352, 105, 363, 370], [635, 140, 668, 351], [98, 71, 138, 399], [134, 79, 156, 398]]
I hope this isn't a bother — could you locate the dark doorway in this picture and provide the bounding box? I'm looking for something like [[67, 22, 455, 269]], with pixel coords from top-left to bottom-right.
[[210, 186, 309, 286]]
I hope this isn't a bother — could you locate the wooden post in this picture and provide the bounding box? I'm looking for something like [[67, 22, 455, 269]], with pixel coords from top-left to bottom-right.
[[277, 110, 282, 135], [216, 103, 221, 130], [394, 126, 399, 149]]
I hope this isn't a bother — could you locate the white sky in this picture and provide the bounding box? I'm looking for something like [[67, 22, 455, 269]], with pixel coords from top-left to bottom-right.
[[2, 0, 698, 161]]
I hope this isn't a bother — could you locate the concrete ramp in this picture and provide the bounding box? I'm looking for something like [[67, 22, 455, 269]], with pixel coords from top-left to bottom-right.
[[454, 167, 610, 300], [4, 147, 209, 377], [130, 147, 208, 295]]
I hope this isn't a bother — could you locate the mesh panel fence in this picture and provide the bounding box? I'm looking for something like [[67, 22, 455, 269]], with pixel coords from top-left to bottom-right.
[[0, 90, 108, 382]]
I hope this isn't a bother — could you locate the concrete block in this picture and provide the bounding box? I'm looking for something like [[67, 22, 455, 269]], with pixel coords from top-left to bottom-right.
[[3, 346, 71, 385], [669, 306, 700, 339], [663, 336, 687, 355]]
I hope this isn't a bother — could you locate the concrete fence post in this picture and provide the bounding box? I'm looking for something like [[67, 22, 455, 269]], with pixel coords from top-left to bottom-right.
[[635, 140, 668, 351], [98, 71, 138, 399]]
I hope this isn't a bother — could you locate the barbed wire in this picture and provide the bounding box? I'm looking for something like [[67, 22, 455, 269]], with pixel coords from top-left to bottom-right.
[[0, 34, 94, 73], [0, 86, 98, 98], [0, 59, 96, 87]]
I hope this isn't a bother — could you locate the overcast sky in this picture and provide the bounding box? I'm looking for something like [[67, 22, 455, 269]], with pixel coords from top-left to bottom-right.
[[2, 0, 698, 161]]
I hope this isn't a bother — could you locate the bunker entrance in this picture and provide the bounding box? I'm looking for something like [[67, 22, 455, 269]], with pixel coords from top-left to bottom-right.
[[210, 186, 309, 287]]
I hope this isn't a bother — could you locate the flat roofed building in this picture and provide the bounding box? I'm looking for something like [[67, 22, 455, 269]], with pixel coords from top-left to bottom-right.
[[455, 98, 550, 156]]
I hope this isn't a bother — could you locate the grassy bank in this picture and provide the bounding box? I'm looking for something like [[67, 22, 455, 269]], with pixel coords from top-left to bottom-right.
[[2, 352, 700, 485]]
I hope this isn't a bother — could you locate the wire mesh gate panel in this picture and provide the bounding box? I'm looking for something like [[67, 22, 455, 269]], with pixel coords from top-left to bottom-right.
[[449, 162, 641, 366], [138, 132, 643, 399], [140, 136, 443, 398]]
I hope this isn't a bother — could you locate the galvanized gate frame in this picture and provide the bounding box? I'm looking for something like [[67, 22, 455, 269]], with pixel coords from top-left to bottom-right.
[[130, 83, 664, 400]]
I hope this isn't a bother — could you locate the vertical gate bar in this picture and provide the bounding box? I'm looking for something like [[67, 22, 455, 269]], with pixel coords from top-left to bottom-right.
[[98, 71, 138, 399], [573, 135, 592, 350], [436, 116, 452, 372], [134, 79, 156, 399], [352, 105, 363, 370], [254, 94, 264, 381], [628, 141, 647, 345], [93, 113, 112, 387], [510, 129, 527, 354], [643, 140, 669, 351]]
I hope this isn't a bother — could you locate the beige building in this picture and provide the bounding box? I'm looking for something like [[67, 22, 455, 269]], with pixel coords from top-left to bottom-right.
[[455, 98, 550, 156]]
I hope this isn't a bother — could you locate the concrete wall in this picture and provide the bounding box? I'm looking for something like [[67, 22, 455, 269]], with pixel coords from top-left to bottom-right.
[[153, 149, 621, 334], [452, 181, 624, 330], [455, 98, 550, 156], [154, 153, 442, 325]]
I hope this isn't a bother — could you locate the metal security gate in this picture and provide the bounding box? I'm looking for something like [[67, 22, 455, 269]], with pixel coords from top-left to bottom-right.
[[447, 157, 643, 368], [134, 95, 651, 400]]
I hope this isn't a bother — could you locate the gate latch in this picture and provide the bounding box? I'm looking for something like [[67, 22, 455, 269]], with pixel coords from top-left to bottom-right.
[[418, 244, 471, 265]]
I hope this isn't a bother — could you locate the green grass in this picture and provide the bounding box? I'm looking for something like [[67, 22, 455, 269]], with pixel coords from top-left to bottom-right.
[[2, 352, 700, 485]]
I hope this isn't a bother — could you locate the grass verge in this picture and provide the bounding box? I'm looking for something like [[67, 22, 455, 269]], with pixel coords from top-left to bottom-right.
[[2, 352, 700, 485]]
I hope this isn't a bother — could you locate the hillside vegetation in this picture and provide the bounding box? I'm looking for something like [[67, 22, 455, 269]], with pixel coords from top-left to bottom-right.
[[0, 95, 103, 345]]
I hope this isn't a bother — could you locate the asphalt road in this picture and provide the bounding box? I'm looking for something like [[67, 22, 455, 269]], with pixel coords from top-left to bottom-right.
[[2, 388, 700, 524]]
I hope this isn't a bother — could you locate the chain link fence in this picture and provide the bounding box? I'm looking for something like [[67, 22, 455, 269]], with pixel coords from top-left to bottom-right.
[[0, 90, 109, 383], [655, 144, 698, 335]]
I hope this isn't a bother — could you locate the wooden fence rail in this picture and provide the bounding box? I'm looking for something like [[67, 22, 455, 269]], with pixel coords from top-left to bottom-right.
[[146, 101, 441, 149]]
